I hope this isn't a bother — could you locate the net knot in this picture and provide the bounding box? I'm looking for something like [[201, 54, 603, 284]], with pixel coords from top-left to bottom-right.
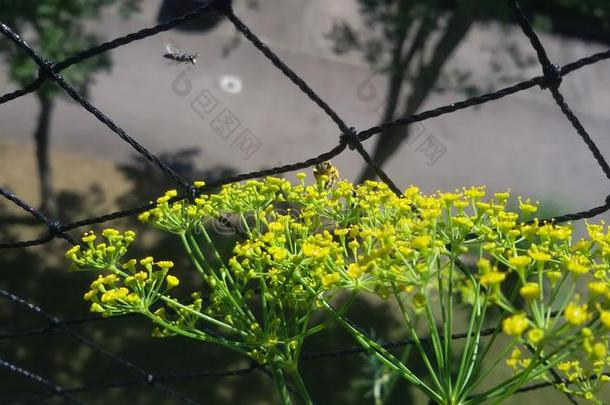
[[47, 220, 64, 237], [145, 374, 155, 385], [210, 0, 233, 15], [540, 63, 562, 90], [38, 59, 57, 81], [340, 127, 360, 150]]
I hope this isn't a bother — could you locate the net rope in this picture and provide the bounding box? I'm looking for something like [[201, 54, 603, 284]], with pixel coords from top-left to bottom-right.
[[1, 0, 609, 402]]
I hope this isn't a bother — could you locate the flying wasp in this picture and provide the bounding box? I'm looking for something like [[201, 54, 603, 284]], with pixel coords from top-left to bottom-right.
[[313, 161, 340, 189], [163, 41, 198, 65]]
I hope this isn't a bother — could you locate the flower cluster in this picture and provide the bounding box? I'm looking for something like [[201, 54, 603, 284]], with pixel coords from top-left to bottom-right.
[[67, 230, 179, 317], [66, 165, 610, 404]]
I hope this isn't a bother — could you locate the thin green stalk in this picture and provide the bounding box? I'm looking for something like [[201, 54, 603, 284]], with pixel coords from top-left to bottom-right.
[[454, 282, 485, 399], [444, 257, 455, 399], [158, 295, 245, 335], [380, 343, 414, 404], [179, 232, 214, 279], [143, 309, 248, 355], [270, 366, 293, 405], [423, 287, 448, 388], [288, 367, 313, 405], [392, 283, 444, 394], [322, 300, 442, 403], [188, 230, 258, 325], [466, 337, 582, 404]]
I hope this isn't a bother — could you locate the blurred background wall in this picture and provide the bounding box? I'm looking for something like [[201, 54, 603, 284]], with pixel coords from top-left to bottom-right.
[[1, 1, 609, 403]]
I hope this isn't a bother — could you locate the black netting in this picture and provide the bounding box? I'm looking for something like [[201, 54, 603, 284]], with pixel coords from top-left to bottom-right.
[[1, 0, 609, 402]]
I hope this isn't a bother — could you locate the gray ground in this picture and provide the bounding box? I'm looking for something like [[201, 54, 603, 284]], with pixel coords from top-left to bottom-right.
[[1, 0, 609, 225]]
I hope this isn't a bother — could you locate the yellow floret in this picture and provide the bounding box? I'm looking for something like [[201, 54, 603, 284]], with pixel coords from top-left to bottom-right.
[[166, 275, 180, 289]]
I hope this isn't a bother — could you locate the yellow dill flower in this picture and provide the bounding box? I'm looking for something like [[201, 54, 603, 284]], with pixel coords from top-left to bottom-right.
[[546, 270, 562, 285], [588, 281, 608, 296], [502, 313, 529, 337], [475, 202, 491, 213], [123, 259, 137, 272], [194, 181, 206, 188], [134, 271, 148, 282], [140, 257, 154, 266], [477, 259, 492, 273], [509, 255, 532, 271], [302, 242, 327, 259], [600, 310, 610, 329], [451, 216, 474, 228], [102, 228, 120, 237], [82, 232, 96, 243], [464, 186, 485, 200], [156, 261, 175, 270], [166, 275, 179, 289], [83, 290, 96, 301], [347, 263, 363, 279], [65, 245, 81, 259], [494, 190, 510, 204], [566, 255, 590, 275], [156, 195, 171, 204], [90, 303, 105, 313], [593, 342, 607, 359], [518, 197, 538, 216], [411, 235, 431, 251], [138, 211, 151, 222], [564, 303, 590, 326], [321, 272, 340, 288], [527, 328, 544, 345], [334, 228, 349, 237], [506, 348, 522, 370], [268, 222, 284, 233], [103, 274, 118, 284], [519, 282, 540, 300], [528, 244, 551, 262], [347, 239, 360, 251], [269, 246, 288, 261], [480, 271, 506, 287], [440, 192, 459, 205]]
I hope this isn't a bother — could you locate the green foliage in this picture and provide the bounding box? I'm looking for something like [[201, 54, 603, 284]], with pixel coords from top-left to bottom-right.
[[0, 0, 141, 100], [66, 166, 610, 404]]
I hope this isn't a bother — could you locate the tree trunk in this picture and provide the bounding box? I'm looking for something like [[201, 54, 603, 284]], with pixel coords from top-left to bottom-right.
[[35, 95, 56, 215], [358, 2, 478, 183]]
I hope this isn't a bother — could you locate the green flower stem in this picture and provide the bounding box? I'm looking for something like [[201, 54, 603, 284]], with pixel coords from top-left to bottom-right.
[[298, 292, 356, 339], [320, 298, 442, 403], [238, 213, 253, 236], [444, 257, 456, 398], [185, 231, 257, 326], [287, 366, 313, 405], [380, 343, 414, 404], [158, 295, 245, 336], [454, 282, 486, 400], [467, 337, 519, 393], [143, 309, 248, 355], [179, 232, 215, 279], [270, 365, 293, 405], [391, 283, 444, 394], [467, 338, 581, 404], [259, 277, 270, 329], [423, 286, 448, 389]]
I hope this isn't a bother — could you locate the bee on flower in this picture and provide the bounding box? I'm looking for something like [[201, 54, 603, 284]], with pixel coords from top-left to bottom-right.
[[313, 161, 340, 189]]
